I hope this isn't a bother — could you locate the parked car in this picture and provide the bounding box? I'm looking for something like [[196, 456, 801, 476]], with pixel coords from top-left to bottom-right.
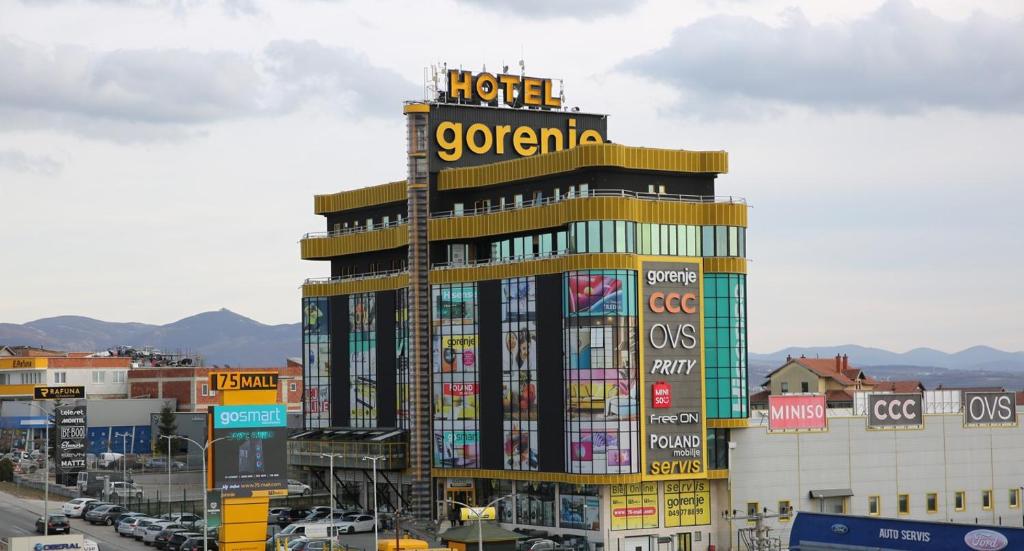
[[36, 513, 70, 534], [154, 527, 191, 549], [333, 513, 375, 534], [63, 498, 99, 518], [284, 508, 312, 525], [171, 513, 203, 527], [165, 531, 202, 551], [113, 511, 145, 527], [144, 521, 182, 544], [290, 540, 330, 551], [110, 481, 145, 499], [287, 480, 312, 496], [117, 516, 147, 536], [181, 537, 218, 551], [85, 504, 127, 525], [133, 517, 163, 540], [145, 457, 186, 471], [268, 507, 292, 526], [82, 501, 112, 517]]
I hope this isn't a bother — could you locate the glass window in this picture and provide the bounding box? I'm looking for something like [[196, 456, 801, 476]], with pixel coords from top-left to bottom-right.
[[955, 491, 966, 511], [513, 237, 524, 259], [540, 234, 553, 256], [601, 221, 614, 253], [587, 221, 600, 253], [898, 494, 909, 514], [1010, 488, 1020, 509], [431, 283, 479, 468], [728, 227, 738, 256], [554, 188, 560, 200], [573, 223, 586, 253], [801, 382, 809, 392], [982, 490, 992, 510], [651, 223, 660, 255], [568, 185, 576, 198], [302, 297, 331, 429], [54, 372, 66, 384], [626, 222, 635, 253], [201, 384, 208, 396], [926, 493, 938, 513], [557, 231, 567, 254], [661, 225, 671, 255], [454, 203, 464, 216], [514, 194, 523, 208], [349, 293, 378, 428], [501, 277, 538, 471], [501, 240, 510, 260], [705, 274, 748, 419], [579, 183, 589, 197], [781, 382, 789, 393], [868, 496, 880, 515], [738, 227, 746, 258], [366, 218, 373, 229], [382, 215, 390, 225], [91, 371, 105, 384], [113, 371, 126, 383], [778, 500, 791, 521], [716, 226, 727, 257], [702, 226, 714, 256], [516, 482, 555, 527], [614, 221, 626, 252]]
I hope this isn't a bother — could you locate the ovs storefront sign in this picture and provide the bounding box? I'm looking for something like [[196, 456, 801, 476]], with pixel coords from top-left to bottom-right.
[[642, 261, 705, 478]]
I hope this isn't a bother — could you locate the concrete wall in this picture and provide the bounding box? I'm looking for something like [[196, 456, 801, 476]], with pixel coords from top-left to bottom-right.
[[728, 407, 1024, 546]]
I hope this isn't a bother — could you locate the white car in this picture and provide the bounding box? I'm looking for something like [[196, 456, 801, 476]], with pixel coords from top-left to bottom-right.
[[110, 481, 144, 499], [143, 521, 182, 544], [63, 498, 99, 518], [334, 514, 375, 534], [117, 516, 146, 537], [133, 517, 162, 540], [287, 479, 312, 496]]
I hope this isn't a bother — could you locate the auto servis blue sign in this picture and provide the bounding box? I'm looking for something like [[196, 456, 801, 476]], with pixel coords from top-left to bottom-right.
[[790, 512, 1023, 550]]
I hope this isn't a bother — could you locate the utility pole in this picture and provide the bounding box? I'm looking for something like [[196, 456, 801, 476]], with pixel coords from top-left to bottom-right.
[[158, 434, 174, 513], [722, 506, 789, 551], [363, 455, 385, 551]]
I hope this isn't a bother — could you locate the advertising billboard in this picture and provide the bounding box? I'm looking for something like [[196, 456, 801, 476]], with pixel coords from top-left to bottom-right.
[[664, 480, 711, 528], [9, 535, 85, 551], [641, 261, 705, 478], [768, 395, 828, 432], [428, 103, 608, 170], [867, 393, 923, 429], [963, 392, 1018, 427], [212, 404, 288, 497], [55, 405, 87, 480]]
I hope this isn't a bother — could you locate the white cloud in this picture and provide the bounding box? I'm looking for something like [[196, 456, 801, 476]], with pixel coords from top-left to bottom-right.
[[0, 37, 418, 141], [454, 0, 643, 19], [623, 0, 1024, 116], [0, 148, 61, 175]]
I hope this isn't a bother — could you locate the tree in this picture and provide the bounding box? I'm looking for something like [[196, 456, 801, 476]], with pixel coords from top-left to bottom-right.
[[0, 457, 13, 482], [155, 405, 177, 455]]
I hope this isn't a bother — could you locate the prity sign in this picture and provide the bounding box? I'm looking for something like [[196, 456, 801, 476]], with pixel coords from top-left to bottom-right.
[[641, 261, 705, 478]]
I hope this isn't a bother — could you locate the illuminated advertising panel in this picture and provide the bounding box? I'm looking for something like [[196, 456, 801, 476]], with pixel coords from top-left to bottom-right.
[[768, 395, 828, 432], [212, 404, 288, 497], [641, 261, 705, 478]]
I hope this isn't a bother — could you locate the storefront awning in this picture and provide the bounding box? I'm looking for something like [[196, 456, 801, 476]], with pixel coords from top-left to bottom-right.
[[809, 489, 854, 499]]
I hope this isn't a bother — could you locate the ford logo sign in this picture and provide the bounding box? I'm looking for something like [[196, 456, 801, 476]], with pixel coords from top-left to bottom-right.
[[831, 523, 849, 535], [964, 529, 1008, 551]]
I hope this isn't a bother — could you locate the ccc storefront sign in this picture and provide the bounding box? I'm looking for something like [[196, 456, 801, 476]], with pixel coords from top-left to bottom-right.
[[868, 393, 923, 428]]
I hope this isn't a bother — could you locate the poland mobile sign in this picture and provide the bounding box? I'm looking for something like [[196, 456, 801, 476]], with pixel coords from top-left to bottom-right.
[[768, 395, 827, 432]]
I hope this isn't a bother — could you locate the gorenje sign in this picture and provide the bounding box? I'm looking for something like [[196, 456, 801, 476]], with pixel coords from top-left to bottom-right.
[[963, 392, 1018, 427], [641, 261, 705, 478], [867, 393, 923, 429]]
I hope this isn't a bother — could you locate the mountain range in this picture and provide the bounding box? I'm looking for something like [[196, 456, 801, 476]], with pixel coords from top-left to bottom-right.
[[0, 309, 299, 366], [1, 311, 1021, 389]]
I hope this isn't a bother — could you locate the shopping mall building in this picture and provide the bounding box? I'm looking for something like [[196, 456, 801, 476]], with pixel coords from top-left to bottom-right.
[[293, 68, 748, 551]]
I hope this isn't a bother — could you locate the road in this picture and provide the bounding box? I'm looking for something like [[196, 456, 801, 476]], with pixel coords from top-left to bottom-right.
[[0, 489, 146, 551]]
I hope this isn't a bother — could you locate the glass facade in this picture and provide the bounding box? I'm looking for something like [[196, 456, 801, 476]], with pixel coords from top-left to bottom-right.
[[558, 484, 601, 530], [516, 481, 557, 527], [568, 221, 745, 258], [431, 283, 480, 468], [563, 270, 640, 474], [396, 289, 410, 429], [704, 274, 748, 419], [302, 297, 331, 428], [501, 277, 539, 470], [349, 293, 377, 427]]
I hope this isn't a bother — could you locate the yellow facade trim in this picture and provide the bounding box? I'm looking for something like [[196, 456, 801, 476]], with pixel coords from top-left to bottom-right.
[[0, 358, 48, 369], [403, 103, 430, 114], [302, 274, 410, 298], [430, 254, 746, 284], [314, 180, 407, 214], [703, 258, 747, 274], [438, 143, 728, 191], [429, 198, 747, 241], [707, 469, 729, 480], [0, 384, 39, 396], [300, 225, 409, 260], [708, 418, 749, 429], [433, 468, 643, 485]]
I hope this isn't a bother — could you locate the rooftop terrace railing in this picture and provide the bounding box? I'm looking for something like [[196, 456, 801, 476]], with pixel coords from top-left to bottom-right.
[[303, 219, 408, 240]]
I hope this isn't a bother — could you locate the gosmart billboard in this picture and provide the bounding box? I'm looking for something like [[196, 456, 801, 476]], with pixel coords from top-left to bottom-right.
[[641, 261, 705, 478], [212, 404, 288, 497]]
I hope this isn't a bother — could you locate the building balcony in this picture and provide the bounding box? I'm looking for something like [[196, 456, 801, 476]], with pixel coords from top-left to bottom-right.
[[428, 188, 747, 241], [302, 269, 410, 298], [287, 428, 408, 471], [300, 221, 409, 260]]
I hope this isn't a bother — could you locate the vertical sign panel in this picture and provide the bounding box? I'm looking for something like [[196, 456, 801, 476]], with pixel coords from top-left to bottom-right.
[[641, 261, 705, 478], [55, 405, 87, 482]]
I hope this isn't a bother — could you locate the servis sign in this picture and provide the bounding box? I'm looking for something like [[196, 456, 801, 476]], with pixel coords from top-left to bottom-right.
[[642, 261, 706, 478]]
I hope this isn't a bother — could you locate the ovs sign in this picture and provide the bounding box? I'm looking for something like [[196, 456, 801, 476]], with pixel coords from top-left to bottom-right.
[[964, 392, 1018, 427]]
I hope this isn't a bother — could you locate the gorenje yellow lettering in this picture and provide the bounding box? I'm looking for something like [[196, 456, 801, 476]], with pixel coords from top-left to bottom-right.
[[437, 117, 603, 162]]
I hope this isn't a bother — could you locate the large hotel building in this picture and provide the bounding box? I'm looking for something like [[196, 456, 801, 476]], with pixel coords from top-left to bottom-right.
[[294, 70, 747, 550]]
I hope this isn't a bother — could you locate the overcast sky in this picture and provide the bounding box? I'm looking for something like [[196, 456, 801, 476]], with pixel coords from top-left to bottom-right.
[[1, 0, 1022, 353]]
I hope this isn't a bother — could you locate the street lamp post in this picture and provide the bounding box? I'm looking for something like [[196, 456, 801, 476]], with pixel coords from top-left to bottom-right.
[[26, 402, 52, 535], [173, 435, 227, 551], [113, 431, 134, 502], [158, 434, 174, 513], [444, 495, 513, 551], [363, 455, 385, 551], [320, 453, 347, 529]]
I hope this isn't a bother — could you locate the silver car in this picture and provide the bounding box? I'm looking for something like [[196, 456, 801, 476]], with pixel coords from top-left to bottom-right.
[[118, 516, 145, 537], [144, 522, 183, 545], [133, 518, 162, 540]]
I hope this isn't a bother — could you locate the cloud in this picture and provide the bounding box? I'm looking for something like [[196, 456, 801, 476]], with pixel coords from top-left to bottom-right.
[[455, 0, 643, 19], [0, 38, 418, 141], [622, 0, 1024, 116], [0, 149, 62, 175]]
